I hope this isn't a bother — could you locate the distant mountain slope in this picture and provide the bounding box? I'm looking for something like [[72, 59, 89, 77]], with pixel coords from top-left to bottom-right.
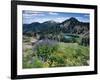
[[23, 17, 89, 35], [60, 17, 89, 34]]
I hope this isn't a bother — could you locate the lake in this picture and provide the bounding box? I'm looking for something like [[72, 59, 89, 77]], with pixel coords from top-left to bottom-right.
[[64, 35, 73, 39]]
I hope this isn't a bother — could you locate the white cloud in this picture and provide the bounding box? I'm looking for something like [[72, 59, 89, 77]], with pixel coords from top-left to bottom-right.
[[56, 17, 70, 22], [84, 14, 89, 17], [75, 16, 89, 22], [75, 16, 82, 19], [48, 12, 59, 15]]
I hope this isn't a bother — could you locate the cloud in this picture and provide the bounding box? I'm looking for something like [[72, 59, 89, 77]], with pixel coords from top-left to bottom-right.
[[56, 17, 70, 22], [75, 16, 89, 22], [84, 14, 89, 17], [57, 17, 69, 20], [48, 12, 59, 15], [75, 16, 82, 19]]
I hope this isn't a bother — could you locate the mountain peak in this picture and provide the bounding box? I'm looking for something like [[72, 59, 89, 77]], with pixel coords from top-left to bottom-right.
[[31, 22, 40, 24], [43, 20, 57, 24], [68, 17, 79, 22], [62, 17, 79, 24]]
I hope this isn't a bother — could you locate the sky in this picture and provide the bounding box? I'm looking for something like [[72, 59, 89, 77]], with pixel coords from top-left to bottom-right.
[[22, 10, 90, 24]]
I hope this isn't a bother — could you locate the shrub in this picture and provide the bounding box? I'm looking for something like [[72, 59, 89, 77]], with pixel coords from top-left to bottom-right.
[[23, 57, 43, 68], [33, 39, 58, 62], [31, 58, 43, 68]]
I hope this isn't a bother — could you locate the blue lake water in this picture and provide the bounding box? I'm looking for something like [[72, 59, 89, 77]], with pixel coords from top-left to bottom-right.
[[64, 35, 72, 39]]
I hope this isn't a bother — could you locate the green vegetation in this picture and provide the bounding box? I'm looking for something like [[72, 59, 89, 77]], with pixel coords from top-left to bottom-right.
[[23, 42, 89, 68]]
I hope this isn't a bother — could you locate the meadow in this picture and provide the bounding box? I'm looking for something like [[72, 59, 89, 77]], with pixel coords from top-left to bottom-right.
[[23, 37, 89, 68]]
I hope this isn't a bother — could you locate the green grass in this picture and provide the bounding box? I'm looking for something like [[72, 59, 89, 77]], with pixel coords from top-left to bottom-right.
[[57, 42, 89, 66], [23, 42, 89, 68]]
